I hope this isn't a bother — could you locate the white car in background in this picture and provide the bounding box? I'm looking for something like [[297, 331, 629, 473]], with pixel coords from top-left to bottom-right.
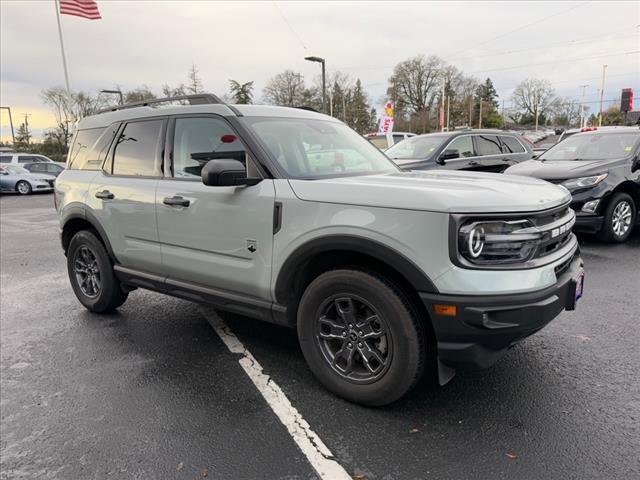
[[365, 132, 416, 150], [0, 152, 59, 165]]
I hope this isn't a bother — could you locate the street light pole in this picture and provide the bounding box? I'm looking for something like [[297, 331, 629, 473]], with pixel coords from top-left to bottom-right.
[[598, 64, 608, 127], [101, 89, 124, 105], [0, 106, 16, 146], [579, 84, 589, 128], [304, 56, 326, 114]]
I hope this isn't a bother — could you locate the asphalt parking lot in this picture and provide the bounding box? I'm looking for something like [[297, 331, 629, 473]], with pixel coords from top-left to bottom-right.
[[1, 193, 639, 480]]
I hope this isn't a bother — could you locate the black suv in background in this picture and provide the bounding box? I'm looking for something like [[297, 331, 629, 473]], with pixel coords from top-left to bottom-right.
[[385, 129, 533, 173], [506, 128, 640, 242]]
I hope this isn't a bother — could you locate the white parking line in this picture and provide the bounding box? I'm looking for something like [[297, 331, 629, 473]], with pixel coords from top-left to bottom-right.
[[201, 308, 352, 480]]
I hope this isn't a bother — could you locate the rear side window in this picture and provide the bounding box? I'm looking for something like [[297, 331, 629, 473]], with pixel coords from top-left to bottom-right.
[[392, 134, 405, 145], [112, 120, 163, 176], [475, 135, 502, 156], [500, 136, 525, 153], [29, 164, 45, 172], [0, 156, 11, 163], [68, 128, 106, 170], [18, 155, 37, 163]]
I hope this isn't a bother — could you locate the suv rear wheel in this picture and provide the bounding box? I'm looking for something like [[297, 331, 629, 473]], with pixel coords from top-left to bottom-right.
[[598, 193, 636, 243], [297, 269, 426, 406], [67, 230, 128, 312]]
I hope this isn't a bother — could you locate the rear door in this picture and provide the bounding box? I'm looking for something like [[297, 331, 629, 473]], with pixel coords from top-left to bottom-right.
[[155, 115, 275, 300], [499, 135, 530, 167], [87, 118, 165, 273], [472, 134, 507, 172]]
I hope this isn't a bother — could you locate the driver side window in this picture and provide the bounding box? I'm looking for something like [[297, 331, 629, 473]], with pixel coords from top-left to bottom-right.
[[173, 117, 250, 178], [446, 136, 475, 158]]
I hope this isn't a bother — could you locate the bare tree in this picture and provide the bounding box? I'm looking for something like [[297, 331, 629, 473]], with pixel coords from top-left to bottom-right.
[[511, 78, 556, 126], [123, 86, 157, 103], [187, 63, 204, 94], [262, 70, 306, 106], [388, 55, 445, 132], [551, 97, 583, 127]]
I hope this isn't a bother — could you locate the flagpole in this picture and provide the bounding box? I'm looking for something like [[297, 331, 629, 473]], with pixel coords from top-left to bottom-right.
[[54, 0, 72, 98]]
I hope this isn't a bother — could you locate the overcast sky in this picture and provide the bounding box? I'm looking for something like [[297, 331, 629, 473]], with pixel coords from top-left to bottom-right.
[[1, 0, 638, 141]]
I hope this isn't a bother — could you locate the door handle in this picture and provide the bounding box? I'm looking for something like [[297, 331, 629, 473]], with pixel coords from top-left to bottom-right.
[[467, 160, 479, 166], [163, 196, 190, 207], [95, 190, 114, 200], [502, 158, 512, 162]]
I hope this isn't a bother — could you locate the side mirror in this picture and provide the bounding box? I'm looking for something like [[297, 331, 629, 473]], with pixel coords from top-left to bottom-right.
[[201, 159, 261, 187], [438, 149, 459, 163]]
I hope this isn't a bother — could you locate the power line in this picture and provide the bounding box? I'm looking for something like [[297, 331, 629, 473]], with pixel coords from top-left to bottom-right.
[[445, 2, 590, 57], [449, 32, 638, 61], [272, 1, 307, 51], [467, 50, 639, 75]]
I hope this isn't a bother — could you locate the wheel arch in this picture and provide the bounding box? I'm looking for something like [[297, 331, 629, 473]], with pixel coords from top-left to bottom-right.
[[61, 209, 117, 261], [611, 180, 640, 207], [275, 236, 439, 330]]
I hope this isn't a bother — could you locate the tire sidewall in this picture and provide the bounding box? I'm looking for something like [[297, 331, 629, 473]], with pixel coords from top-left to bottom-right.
[[602, 193, 636, 242], [16, 181, 31, 195], [297, 270, 424, 406], [67, 230, 120, 312]]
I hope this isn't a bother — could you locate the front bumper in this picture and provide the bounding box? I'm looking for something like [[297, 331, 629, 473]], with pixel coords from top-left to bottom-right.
[[574, 213, 604, 233], [420, 253, 584, 369]]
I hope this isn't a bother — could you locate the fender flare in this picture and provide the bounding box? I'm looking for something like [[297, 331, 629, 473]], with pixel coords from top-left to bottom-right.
[[274, 235, 439, 305], [61, 207, 118, 262]]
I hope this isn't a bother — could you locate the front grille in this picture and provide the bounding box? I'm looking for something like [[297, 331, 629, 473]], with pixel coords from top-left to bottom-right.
[[554, 251, 576, 277], [529, 205, 575, 260]]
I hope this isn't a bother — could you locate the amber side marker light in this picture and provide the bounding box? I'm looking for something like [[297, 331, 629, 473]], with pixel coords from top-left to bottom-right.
[[434, 304, 457, 316]]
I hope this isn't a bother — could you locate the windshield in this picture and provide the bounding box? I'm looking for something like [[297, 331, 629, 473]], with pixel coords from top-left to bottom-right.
[[245, 117, 399, 179], [3, 165, 28, 174], [385, 134, 447, 160], [539, 132, 640, 161]]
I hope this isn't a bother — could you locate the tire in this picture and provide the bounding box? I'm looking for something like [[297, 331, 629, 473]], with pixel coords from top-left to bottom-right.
[[297, 269, 427, 406], [597, 193, 636, 243], [67, 230, 128, 312], [16, 181, 32, 195]]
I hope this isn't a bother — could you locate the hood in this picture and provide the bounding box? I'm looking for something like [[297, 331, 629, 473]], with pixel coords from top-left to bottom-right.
[[288, 170, 571, 213], [506, 158, 622, 180]]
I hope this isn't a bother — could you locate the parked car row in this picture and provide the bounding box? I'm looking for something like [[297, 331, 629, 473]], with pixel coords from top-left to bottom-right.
[[0, 152, 66, 194], [378, 127, 639, 242]]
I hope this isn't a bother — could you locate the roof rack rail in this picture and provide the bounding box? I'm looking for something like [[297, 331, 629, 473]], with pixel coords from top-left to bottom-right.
[[96, 93, 224, 114]]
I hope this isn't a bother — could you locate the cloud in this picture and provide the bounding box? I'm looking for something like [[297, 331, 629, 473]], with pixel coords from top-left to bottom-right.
[[1, 0, 638, 141]]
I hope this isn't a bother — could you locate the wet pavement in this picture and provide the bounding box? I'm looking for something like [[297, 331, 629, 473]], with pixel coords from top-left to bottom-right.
[[1, 193, 639, 479]]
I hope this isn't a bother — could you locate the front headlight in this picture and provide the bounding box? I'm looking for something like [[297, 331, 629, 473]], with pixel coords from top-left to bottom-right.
[[561, 173, 608, 191], [458, 220, 542, 265]]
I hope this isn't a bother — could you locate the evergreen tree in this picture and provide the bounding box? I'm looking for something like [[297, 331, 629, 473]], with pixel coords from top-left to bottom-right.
[[187, 63, 204, 94], [15, 122, 31, 146], [347, 79, 373, 134], [476, 78, 499, 108], [229, 80, 254, 104]]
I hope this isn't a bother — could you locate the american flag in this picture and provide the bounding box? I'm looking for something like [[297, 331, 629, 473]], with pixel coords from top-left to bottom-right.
[[59, 0, 102, 20]]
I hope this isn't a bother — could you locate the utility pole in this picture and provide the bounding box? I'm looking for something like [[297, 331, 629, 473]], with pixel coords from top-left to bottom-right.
[[598, 64, 608, 127], [0, 106, 16, 146], [501, 100, 505, 127], [478, 99, 483, 129], [579, 84, 589, 128], [446, 95, 450, 131], [440, 78, 446, 132], [469, 97, 473, 128]]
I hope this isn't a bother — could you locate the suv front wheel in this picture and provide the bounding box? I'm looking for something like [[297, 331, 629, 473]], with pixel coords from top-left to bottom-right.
[[67, 230, 128, 312], [297, 269, 427, 406]]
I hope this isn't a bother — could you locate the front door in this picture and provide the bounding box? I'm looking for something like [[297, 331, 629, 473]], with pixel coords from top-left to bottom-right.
[[155, 115, 275, 301], [86, 118, 165, 273]]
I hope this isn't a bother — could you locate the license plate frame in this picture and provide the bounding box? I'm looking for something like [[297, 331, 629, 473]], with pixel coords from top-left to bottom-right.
[[567, 268, 584, 310]]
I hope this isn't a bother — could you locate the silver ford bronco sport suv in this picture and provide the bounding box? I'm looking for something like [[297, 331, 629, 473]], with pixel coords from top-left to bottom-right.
[[56, 94, 584, 406]]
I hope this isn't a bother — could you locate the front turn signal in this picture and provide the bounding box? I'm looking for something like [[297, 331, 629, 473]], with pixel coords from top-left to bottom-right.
[[434, 304, 457, 316]]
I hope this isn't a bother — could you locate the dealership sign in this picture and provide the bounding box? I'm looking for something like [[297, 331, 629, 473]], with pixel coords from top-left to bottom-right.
[[378, 101, 394, 133]]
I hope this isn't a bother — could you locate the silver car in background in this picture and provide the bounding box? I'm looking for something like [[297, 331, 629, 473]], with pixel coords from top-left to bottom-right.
[[0, 164, 55, 195]]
